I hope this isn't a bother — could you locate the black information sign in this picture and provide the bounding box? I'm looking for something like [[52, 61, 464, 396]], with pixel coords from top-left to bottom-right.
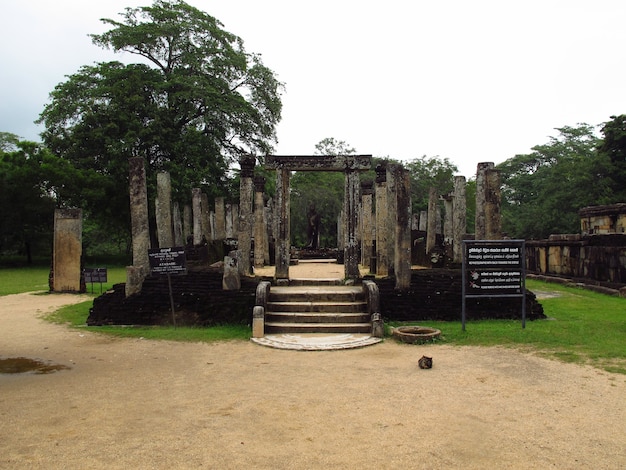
[[466, 243, 523, 294], [148, 247, 187, 276], [84, 267, 108, 284], [462, 240, 526, 330]]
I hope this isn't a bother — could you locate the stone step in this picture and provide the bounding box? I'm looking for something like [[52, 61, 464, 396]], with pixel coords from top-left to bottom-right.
[[265, 311, 370, 324], [264, 322, 372, 334], [288, 278, 345, 286], [267, 301, 367, 313], [269, 286, 363, 303]]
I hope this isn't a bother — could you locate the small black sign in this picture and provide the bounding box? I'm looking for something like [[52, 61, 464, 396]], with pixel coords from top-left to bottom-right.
[[148, 247, 187, 275], [84, 267, 108, 283]]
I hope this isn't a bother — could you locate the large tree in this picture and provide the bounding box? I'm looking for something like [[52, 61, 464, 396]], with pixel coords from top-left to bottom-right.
[[405, 155, 458, 214], [597, 114, 626, 201], [38, 0, 283, 238], [0, 137, 78, 262], [498, 124, 611, 239]]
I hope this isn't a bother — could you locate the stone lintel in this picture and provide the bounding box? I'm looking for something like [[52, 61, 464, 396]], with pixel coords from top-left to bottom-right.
[[265, 155, 372, 171]]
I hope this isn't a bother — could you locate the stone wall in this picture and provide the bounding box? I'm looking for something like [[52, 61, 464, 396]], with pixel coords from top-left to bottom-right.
[[374, 269, 544, 322], [89, 268, 544, 326], [88, 270, 257, 326], [526, 234, 626, 286]]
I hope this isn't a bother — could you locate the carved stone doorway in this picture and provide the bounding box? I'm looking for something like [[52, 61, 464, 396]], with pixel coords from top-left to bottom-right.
[[265, 155, 372, 281]]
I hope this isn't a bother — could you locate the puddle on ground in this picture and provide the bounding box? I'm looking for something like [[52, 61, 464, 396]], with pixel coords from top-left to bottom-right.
[[0, 357, 71, 375]]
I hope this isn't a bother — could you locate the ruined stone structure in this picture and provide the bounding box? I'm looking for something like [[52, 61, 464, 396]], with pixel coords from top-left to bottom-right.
[[360, 181, 374, 268], [126, 157, 150, 297], [253, 176, 267, 269], [580, 204, 626, 235], [475, 162, 494, 240], [265, 155, 372, 280], [51, 208, 82, 293], [237, 155, 255, 276], [155, 172, 173, 248], [452, 176, 467, 263]]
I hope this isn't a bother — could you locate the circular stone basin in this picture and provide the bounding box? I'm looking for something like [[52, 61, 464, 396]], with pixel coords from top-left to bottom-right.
[[392, 326, 441, 344]]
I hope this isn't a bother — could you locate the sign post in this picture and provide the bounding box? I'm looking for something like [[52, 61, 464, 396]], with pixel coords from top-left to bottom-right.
[[83, 267, 108, 293], [148, 247, 187, 328], [462, 240, 526, 331]]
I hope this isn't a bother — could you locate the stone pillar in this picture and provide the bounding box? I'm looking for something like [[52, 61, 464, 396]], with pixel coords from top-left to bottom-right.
[[264, 204, 271, 265], [344, 168, 361, 279], [337, 210, 344, 250], [375, 163, 390, 276], [386, 164, 400, 274], [485, 168, 502, 240], [361, 181, 374, 268], [172, 202, 184, 247], [442, 194, 453, 246], [411, 213, 420, 231], [201, 192, 211, 241], [254, 176, 267, 269], [155, 171, 173, 248], [419, 211, 428, 231], [393, 167, 411, 290], [52, 208, 82, 293], [238, 156, 255, 276], [183, 204, 192, 243], [453, 175, 467, 263], [475, 162, 494, 240], [225, 203, 234, 239], [127, 157, 150, 296], [275, 168, 290, 280], [232, 204, 240, 235], [214, 197, 226, 240], [426, 187, 437, 255], [192, 188, 203, 245]]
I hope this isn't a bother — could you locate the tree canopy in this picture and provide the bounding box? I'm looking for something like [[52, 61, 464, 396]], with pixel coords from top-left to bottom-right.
[[498, 124, 612, 238], [37, 0, 283, 238], [0, 137, 74, 262]]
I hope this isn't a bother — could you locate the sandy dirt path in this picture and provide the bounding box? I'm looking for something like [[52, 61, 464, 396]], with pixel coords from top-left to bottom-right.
[[1, 291, 625, 469]]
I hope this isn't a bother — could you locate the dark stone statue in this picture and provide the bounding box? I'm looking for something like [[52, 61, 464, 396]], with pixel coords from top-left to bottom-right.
[[305, 203, 321, 249]]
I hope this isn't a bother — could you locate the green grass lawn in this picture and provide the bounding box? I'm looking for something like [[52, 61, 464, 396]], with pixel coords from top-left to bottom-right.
[[389, 279, 626, 374], [2, 267, 625, 374], [0, 265, 127, 296]]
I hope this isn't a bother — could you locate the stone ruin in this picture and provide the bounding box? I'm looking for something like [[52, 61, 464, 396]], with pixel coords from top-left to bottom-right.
[[88, 157, 549, 326]]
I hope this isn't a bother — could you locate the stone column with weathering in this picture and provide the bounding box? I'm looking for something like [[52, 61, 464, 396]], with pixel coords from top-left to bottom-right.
[[426, 186, 438, 255], [253, 176, 267, 269], [275, 167, 291, 280], [442, 193, 453, 249], [360, 180, 374, 268], [238, 155, 255, 276], [214, 197, 226, 241], [201, 192, 211, 241], [453, 175, 467, 263], [127, 157, 150, 296], [344, 166, 361, 279], [485, 168, 502, 240], [172, 202, 184, 247], [475, 162, 494, 240], [155, 171, 173, 248], [183, 204, 192, 244], [393, 167, 412, 290], [192, 188, 202, 245], [225, 203, 234, 239], [386, 163, 401, 275], [52, 208, 82, 293], [375, 163, 390, 276]]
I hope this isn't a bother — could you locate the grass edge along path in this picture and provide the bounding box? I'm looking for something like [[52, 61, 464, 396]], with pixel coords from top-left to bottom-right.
[[390, 278, 626, 375], [3, 267, 623, 375]]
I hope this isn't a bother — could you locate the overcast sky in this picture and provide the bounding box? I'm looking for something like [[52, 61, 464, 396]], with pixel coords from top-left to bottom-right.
[[2, 0, 625, 178]]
